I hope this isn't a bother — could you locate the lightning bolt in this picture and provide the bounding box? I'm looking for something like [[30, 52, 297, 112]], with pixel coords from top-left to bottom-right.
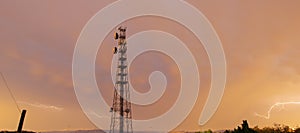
[[255, 102, 300, 119]]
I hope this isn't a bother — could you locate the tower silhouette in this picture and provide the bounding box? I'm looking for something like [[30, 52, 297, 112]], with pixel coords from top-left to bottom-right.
[[109, 27, 133, 133]]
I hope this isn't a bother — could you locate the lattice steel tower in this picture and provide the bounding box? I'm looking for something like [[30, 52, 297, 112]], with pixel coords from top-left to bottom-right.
[[109, 27, 133, 133]]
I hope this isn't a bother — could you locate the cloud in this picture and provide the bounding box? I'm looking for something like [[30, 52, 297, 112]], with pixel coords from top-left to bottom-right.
[[18, 101, 63, 111]]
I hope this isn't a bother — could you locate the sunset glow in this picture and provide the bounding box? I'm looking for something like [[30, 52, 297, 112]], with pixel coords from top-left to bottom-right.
[[1, 0, 300, 132]]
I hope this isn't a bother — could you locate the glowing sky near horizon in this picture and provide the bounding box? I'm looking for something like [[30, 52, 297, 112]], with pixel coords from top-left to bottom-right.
[[0, 0, 300, 132]]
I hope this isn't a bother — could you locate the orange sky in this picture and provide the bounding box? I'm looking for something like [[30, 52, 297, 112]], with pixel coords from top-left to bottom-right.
[[0, 0, 300, 132]]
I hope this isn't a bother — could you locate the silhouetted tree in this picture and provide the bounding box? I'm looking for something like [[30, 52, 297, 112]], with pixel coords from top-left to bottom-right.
[[226, 120, 256, 133], [294, 128, 300, 133]]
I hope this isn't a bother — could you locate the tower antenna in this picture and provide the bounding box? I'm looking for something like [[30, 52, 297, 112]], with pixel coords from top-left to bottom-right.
[[109, 26, 133, 133]]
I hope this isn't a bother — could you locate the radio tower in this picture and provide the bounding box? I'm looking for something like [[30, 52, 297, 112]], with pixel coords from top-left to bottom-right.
[[109, 27, 133, 133]]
